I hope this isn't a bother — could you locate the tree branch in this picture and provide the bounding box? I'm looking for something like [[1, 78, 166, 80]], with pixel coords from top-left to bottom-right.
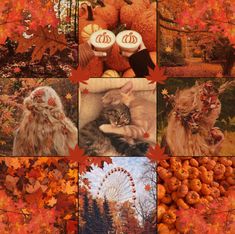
[[160, 23, 208, 34]]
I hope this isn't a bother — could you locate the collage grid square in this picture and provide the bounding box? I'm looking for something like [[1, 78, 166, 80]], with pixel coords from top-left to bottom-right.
[[0, 0, 234, 233]]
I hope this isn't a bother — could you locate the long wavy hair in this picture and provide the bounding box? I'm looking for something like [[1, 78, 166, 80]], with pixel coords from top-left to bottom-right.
[[13, 86, 77, 156], [164, 81, 234, 156]]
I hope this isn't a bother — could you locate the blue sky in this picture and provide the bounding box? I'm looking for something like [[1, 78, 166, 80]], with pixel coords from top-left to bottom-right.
[[82, 157, 155, 202]]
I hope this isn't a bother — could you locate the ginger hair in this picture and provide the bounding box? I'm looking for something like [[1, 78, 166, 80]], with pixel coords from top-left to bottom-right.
[[13, 86, 77, 156], [165, 82, 222, 156]]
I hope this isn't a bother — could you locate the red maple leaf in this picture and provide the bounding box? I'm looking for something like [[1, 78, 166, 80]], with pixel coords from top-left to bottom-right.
[[69, 66, 90, 84], [82, 88, 89, 94], [67, 145, 88, 164], [66, 220, 78, 234], [143, 132, 150, 138], [146, 65, 167, 84], [13, 67, 21, 73], [144, 184, 151, 191], [147, 144, 169, 162]]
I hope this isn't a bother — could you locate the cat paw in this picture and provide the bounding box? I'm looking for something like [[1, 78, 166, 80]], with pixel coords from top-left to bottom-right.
[[99, 124, 113, 133]]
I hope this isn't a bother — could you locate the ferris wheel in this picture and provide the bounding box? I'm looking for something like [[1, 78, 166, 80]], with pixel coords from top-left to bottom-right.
[[96, 167, 137, 206]]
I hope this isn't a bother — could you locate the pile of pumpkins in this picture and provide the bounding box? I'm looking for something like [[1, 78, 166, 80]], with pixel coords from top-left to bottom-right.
[[157, 156, 235, 233], [79, 0, 156, 78]]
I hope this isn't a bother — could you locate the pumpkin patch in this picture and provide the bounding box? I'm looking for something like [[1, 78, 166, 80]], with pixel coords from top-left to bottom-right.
[[79, 0, 156, 77], [157, 156, 235, 233]]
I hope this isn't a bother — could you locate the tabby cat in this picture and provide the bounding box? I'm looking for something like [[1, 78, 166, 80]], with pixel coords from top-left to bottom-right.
[[79, 103, 149, 156], [100, 81, 156, 145]]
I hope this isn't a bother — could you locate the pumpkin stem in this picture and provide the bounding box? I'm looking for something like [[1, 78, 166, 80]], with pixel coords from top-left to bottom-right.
[[124, 0, 133, 4], [97, 0, 105, 7], [87, 5, 94, 21]]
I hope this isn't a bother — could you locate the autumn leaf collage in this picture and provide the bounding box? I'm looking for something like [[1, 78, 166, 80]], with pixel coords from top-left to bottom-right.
[[0, 0, 234, 234]]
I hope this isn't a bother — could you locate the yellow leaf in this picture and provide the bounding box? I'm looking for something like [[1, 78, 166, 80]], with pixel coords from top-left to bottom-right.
[[46, 197, 57, 207], [65, 93, 72, 100], [67, 169, 78, 179], [64, 214, 72, 220]]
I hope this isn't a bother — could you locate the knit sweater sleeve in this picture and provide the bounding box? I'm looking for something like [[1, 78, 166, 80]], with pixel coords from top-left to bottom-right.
[[79, 43, 95, 67]]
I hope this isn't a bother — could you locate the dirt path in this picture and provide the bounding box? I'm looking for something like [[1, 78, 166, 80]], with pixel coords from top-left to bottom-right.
[[165, 58, 235, 77]]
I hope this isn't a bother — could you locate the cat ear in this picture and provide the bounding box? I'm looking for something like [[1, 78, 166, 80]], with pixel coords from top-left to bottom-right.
[[121, 81, 133, 93]]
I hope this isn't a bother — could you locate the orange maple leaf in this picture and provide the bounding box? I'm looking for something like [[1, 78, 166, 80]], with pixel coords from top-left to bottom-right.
[[16, 26, 67, 61], [144, 184, 151, 192], [147, 144, 169, 163], [146, 65, 168, 84], [69, 66, 90, 84], [67, 145, 88, 164]]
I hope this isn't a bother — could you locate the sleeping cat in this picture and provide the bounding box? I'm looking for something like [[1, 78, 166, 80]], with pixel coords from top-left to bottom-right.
[[79, 103, 149, 156], [100, 81, 156, 145]]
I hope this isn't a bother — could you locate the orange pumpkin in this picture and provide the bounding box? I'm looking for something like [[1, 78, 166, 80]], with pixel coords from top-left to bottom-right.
[[133, 0, 150, 8], [131, 9, 156, 51], [79, 5, 107, 44], [158, 223, 169, 234], [224, 166, 233, 177], [227, 176, 235, 185], [105, 44, 130, 71], [167, 177, 181, 191], [104, 0, 125, 10], [188, 167, 199, 179], [171, 192, 178, 202], [186, 191, 200, 205], [177, 184, 188, 198], [210, 187, 220, 198], [158, 205, 166, 221], [212, 156, 219, 161], [200, 171, 213, 184], [201, 183, 211, 195], [176, 198, 189, 209], [214, 173, 224, 180], [214, 163, 226, 175], [170, 158, 182, 171], [189, 158, 199, 167], [158, 184, 166, 200], [205, 159, 216, 170], [219, 157, 232, 166], [120, 0, 146, 29], [174, 167, 189, 180], [162, 211, 176, 224], [159, 160, 170, 169], [198, 157, 209, 164], [95, 0, 118, 29], [158, 167, 172, 181], [220, 180, 230, 190], [199, 166, 207, 173], [189, 179, 202, 192], [211, 181, 219, 187], [161, 194, 172, 205], [182, 160, 190, 168]]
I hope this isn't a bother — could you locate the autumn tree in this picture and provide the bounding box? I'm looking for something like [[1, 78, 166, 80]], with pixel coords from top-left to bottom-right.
[[91, 199, 105, 233], [81, 193, 93, 234], [103, 196, 115, 234], [159, 0, 235, 75]]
